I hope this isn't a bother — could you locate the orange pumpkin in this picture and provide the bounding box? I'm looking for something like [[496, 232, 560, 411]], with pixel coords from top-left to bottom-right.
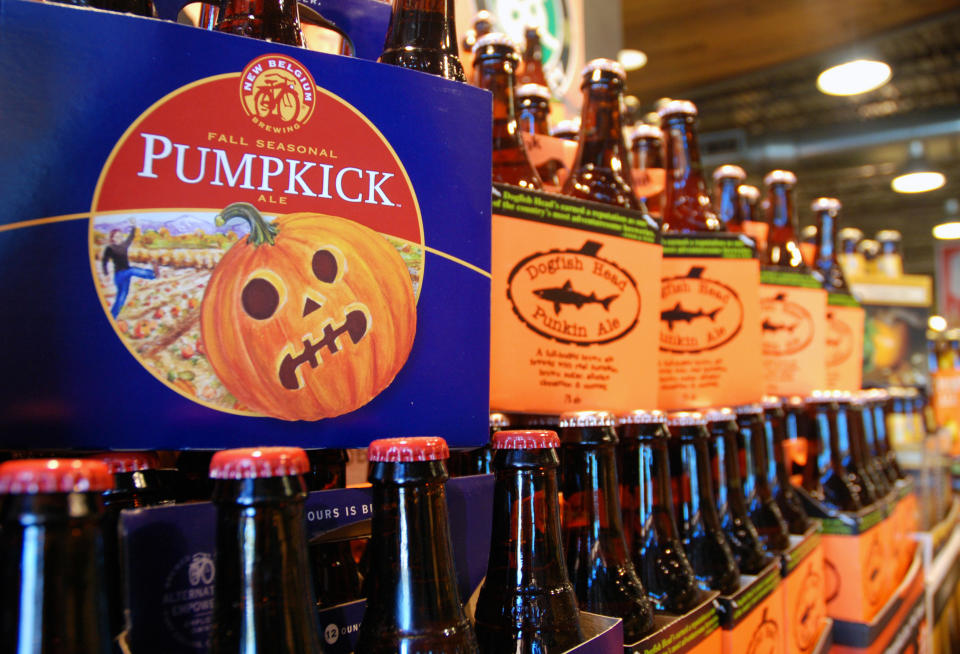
[[200, 202, 417, 421]]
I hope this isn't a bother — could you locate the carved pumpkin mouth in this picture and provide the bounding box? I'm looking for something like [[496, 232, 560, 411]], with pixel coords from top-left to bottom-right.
[[278, 309, 368, 390]]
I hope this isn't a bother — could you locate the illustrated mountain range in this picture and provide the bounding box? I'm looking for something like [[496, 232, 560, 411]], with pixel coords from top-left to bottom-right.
[[93, 213, 251, 236]]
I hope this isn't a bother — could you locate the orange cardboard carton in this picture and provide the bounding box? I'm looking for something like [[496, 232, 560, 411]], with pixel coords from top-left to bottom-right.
[[657, 234, 763, 411], [625, 591, 721, 654], [521, 132, 579, 194], [759, 269, 828, 397], [779, 525, 828, 654], [490, 185, 662, 414], [825, 293, 864, 392], [829, 551, 925, 654], [716, 563, 785, 654]]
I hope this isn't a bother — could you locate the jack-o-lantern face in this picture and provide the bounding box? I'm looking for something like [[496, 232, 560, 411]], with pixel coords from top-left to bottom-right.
[[201, 203, 416, 421]]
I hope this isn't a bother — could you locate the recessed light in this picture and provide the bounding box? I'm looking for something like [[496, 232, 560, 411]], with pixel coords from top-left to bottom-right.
[[929, 315, 948, 332], [893, 171, 946, 194], [932, 221, 960, 240], [817, 59, 891, 96], [618, 49, 648, 71]]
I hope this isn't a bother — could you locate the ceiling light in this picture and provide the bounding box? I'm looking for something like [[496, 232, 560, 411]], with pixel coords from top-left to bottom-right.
[[933, 222, 960, 240], [817, 59, 891, 96], [618, 49, 647, 71], [929, 315, 948, 332], [893, 140, 946, 194]]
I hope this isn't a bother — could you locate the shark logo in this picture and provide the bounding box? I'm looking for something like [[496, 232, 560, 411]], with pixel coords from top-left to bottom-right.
[[659, 266, 743, 353], [761, 291, 814, 356], [507, 240, 640, 345], [826, 310, 854, 367], [533, 280, 617, 314]]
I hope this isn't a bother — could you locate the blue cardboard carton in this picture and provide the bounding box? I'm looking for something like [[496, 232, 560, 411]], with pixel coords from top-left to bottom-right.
[[0, 0, 491, 449]]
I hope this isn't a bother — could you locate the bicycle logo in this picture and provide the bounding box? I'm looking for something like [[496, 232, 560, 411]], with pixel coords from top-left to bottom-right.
[[239, 54, 317, 131]]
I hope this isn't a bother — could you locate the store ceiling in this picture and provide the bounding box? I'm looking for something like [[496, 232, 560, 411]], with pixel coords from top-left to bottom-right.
[[621, 1, 960, 278]]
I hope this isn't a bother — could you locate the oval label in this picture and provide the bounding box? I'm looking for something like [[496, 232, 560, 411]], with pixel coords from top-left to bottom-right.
[[506, 240, 640, 345], [826, 310, 854, 367], [761, 292, 814, 356], [659, 266, 744, 353]]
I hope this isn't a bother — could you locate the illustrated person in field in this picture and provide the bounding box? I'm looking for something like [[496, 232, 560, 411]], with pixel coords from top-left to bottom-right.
[[103, 218, 158, 318]]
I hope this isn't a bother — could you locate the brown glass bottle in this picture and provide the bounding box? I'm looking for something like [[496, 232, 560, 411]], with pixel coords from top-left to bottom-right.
[[658, 100, 722, 233], [883, 390, 909, 480], [379, 0, 465, 81], [215, 0, 304, 46], [550, 119, 580, 141], [802, 392, 863, 512], [516, 84, 562, 188], [734, 405, 791, 552], [474, 34, 543, 190], [759, 399, 811, 534], [763, 170, 805, 269], [868, 389, 904, 482], [461, 9, 493, 52], [810, 198, 850, 293], [630, 124, 665, 220], [666, 412, 741, 596], [617, 410, 699, 613], [738, 184, 760, 223], [90, 451, 172, 638], [0, 459, 115, 654], [176, 449, 217, 502], [357, 437, 478, 653], [209, 447, 323, 654], [713, 165, 747, 231], [849, 396, 892, 498], [836, 393, 879, 505], [475, 430, 584, 653], [559, 411, 654, 643], [89, 0, 154, 17], [519, 25, 549, 87], [562, 60, 640, 209], [704, 409, 770, 575], [450, 412, 507, 476]]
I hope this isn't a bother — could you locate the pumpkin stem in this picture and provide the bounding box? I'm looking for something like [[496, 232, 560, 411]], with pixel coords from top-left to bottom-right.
[[215, 202, 278, 247]]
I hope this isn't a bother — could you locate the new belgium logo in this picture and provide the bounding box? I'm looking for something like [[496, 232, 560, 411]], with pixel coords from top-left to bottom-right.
[[761, 292, 814, 356], [239, 54, 317, 133], [826, 311, 854, 367], [507, 240, 640, 346], [659, 266, 743, 353]]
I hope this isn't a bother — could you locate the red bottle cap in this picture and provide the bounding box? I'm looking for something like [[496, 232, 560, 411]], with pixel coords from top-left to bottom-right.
[[491, 430, 560, 450], [368, 437, 450, 463], [208, 447, 309, 480], [90, 451, 160, 474], [0, 459, 115, 494]]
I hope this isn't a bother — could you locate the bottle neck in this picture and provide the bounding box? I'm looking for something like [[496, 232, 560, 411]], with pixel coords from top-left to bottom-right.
[[762, 411, 789, 490], [707, 424, 731, 515], [521, 39, 547, 86], [631, 137, 664, 170], [518, 100, 550, 136], [365, 461, 466, 633], [477, 58, 522, 143], [662, 114, 718, 232], [574, 83, 630, 174], [735, 416, 762, 499], [560, 438, 627, 540], [813, 210, 849, 291], [716, 178, 743, 227], [485, 449, 569, 593], [764, 183, 803, 268], [739, 195, 758, 223], [383, 0, 460, 57], [211, 476, 320, 652], [672, 427, 724, 536], [0, 493, 112, 654], [619, 427, 680, 543]]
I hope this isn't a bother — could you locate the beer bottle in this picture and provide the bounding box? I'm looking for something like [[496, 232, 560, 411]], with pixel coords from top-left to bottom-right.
[[357, 437, 479, 653], [868, 388, 904, 482], [630, 124, 665, 220], [475, 430, 584, 653], [802, 392, 863, 512], [559, 411, 654, 642], [208, 447, 323, 654], [0, 459, 115, 654], [516, 84, 552, 135], [760, 399, 811, 534], [550, 119, 580, 141], [562, 60, 640, 209], [713, 165, 747, 231], [666, 412, 741, 596], [215, 0, 304, 47], [763, 170, 805, 269], [176, 449, 217, 502], [461, 9, 493, 52], [451, 412, 507, 476], [379, 0, 466, 81], [617, 410, 699, 613], [838, 227, 865, 278], [876, 230, 904, 278], [735, 405, 791, 552], [738, 184, 761, 223], [810, 198, 850, 292], [801, 225, 819, 268], [90, 451, 172, 637], [834, 391, 879, 505], [704, 408, 770, 575], [849, 396, 892, 497], [658, 100, 722, 232], [90, 0, 154, 17], [473, 34, 543, 190], [303, 449, 363, 610], [519, 25, 549, 87]]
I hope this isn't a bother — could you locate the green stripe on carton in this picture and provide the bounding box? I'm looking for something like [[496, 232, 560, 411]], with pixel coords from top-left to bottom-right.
[[492, 186, 659, 244], [733, 571, 779, 622], [760, 269, 823, 289], [821, 505, 885, 535], [784, 531, 821, 575], [661, 234, 756, 259], [633, 608, 719, 654], [827, 292, 860, 308]]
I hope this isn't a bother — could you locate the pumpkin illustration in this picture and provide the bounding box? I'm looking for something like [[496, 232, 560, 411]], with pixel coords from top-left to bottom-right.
[[200, 202, 416, 421]]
